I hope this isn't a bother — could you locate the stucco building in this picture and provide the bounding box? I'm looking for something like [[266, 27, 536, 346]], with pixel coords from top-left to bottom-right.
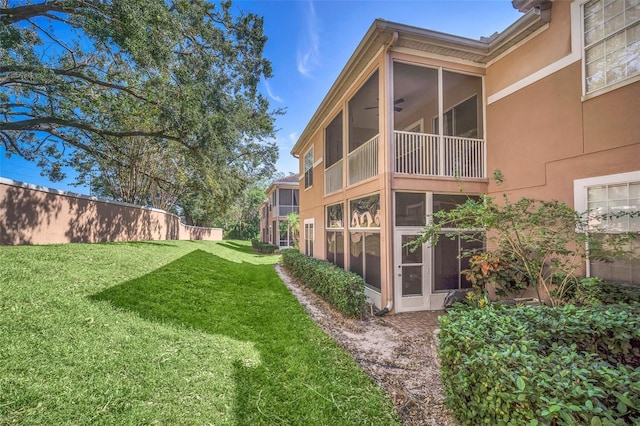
[[290, 0, 640, 313], [260, 174, 300, 249]]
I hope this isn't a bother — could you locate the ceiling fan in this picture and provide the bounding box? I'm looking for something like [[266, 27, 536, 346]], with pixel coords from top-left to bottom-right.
[[365, 98, 405, 112]]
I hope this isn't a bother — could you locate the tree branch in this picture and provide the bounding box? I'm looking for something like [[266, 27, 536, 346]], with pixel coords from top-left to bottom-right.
[[0, 117, 180, 141], [0, 2, 74, 24], [1, 65, 154, 104]]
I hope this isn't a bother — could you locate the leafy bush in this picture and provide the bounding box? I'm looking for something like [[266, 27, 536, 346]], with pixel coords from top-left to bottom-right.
[[464, 251, 530, 297], [439, 304, 640, 425], [250, 239, 278, 254], [570, 278, 640, 306], [281, 249, 367, 317], [416, 177, 639, 306]]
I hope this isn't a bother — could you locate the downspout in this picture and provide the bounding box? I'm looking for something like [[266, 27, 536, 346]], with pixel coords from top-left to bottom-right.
[[386, 31, 398, 53], [377, 31, 399, 317]]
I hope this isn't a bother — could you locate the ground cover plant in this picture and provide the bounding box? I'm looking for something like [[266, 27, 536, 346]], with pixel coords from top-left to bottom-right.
[[0, 240, 399, 425], [439, 303, 640, 425]]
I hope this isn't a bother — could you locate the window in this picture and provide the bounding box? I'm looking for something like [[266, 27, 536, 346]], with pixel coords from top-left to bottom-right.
[[348, 70, 379, 152], [279, 220, 292, 248], [349, 232, 381, 291], [325, 112, 343, 169], [433, 233, 483, 292], [349, 194, 381, 291], [575, 172, 640, 285], [278, 188, 299, 216], [404, 119, 424, 133], [434, 94, 479, 138], [326, 203, 344, 268], [432, 194, 484, 292], [324, 112, 344, 194], [395, 192, 426, 227], [583, 0, 640, 94], [271, 220, 277, 245], [349, 194, 380, 228], [304, 148, 314, 189], [304, 219, 314, 257]]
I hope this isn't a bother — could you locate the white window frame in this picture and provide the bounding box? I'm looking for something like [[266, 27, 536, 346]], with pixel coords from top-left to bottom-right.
[[303, 147, 314, 189], [403, 119, 424, 133], [582, 0, 640, 96], [304, 218, 314, 257], [574, 171, 640, 282], [432, 93, 479, 138], [326, 203, 345, 267], [574, 171, 640, 227]]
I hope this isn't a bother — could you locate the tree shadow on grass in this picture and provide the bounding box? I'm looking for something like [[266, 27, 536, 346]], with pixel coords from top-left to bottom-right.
[[217, 241, 260, 256], [89, 249, 288, 341], [88, 249, 385, 424]]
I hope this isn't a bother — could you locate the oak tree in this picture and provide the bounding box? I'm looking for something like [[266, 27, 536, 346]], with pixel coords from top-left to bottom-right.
[[1, 0, 279, 219]]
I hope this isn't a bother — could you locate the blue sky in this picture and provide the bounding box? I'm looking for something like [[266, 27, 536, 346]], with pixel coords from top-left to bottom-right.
[[0, 0, 523, 194]]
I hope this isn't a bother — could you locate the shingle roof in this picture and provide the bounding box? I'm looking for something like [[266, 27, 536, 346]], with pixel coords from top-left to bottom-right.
[[272, 173, 299, 185]]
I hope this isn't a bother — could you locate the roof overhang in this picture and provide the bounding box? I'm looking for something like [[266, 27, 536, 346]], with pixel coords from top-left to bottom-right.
[[265, 180, 299, 196], [291, 8, 548, 156]]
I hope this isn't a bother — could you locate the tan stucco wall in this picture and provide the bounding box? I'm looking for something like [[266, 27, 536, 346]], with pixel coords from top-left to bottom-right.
[[486, 61, 640, 202], [485, 1, 572, 96], [294, 0, 640, 311], [0, 180, 222, 246]]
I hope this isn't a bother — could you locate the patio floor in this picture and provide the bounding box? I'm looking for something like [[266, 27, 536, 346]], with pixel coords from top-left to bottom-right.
[[379, 310, 445, 337]]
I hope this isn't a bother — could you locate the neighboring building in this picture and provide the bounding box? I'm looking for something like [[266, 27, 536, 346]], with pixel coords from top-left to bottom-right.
[[291, 0, 640, 313], [260, 174, 300, 249]]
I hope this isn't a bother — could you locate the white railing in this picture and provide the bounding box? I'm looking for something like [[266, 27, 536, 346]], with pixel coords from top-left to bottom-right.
[[394, 131, 485, 178], [348, 134, 379, 186], [394, 131, 439, 175], [443, 136, 485, 178], [324, 158, 343, 194]]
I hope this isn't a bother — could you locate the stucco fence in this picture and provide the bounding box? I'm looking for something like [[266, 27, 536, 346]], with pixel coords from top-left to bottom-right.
[[0, 178, 222, 246]]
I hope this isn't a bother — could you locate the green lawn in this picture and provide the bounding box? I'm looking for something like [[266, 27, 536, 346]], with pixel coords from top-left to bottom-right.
[[0, 240, 399, 425]]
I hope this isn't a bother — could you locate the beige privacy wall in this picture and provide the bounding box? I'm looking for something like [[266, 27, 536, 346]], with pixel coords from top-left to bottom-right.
[[0, 178, 222, 245]]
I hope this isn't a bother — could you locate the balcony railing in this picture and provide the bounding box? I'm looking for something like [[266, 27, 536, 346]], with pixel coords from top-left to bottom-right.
[[348, 134, 379, 186], [324, 158, 343, 194], [394, 131, 485, 179]]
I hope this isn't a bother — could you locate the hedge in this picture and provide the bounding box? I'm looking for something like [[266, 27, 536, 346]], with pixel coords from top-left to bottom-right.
[[281, 249, 367, 317], [250, 239, 278, 254], [439, 303, 640, 425]]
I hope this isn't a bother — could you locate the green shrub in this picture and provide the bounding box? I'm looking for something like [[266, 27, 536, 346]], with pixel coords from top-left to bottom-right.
[[250, 239, 278, 254], [281, 249, 367, 317], [439, 304, 640, 425], [571, 278, 640, 306]]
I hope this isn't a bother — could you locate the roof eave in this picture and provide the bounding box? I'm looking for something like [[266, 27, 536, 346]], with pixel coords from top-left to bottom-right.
[[291, 19, 389, 156], [291, 9, 546, 156]]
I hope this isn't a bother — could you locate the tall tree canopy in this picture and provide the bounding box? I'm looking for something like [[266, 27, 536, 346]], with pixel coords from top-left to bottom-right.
[[0, 0, 279, 222]]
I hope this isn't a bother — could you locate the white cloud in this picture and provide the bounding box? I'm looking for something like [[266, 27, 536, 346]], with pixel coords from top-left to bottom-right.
[[296, 0, 319, 77], [288, 131, 298, 145], [264, 80, 283, 103]]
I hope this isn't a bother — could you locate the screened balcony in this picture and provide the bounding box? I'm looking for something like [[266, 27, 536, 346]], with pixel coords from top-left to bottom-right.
[[392, 62, 486, 179], [347, 70, 379, 187]]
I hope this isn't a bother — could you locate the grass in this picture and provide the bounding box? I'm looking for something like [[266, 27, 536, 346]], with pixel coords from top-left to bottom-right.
[[0, 240, 399, 425]]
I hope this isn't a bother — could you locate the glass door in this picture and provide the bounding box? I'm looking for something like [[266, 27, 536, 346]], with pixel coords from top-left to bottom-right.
[[394, 231, 430, 312]]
